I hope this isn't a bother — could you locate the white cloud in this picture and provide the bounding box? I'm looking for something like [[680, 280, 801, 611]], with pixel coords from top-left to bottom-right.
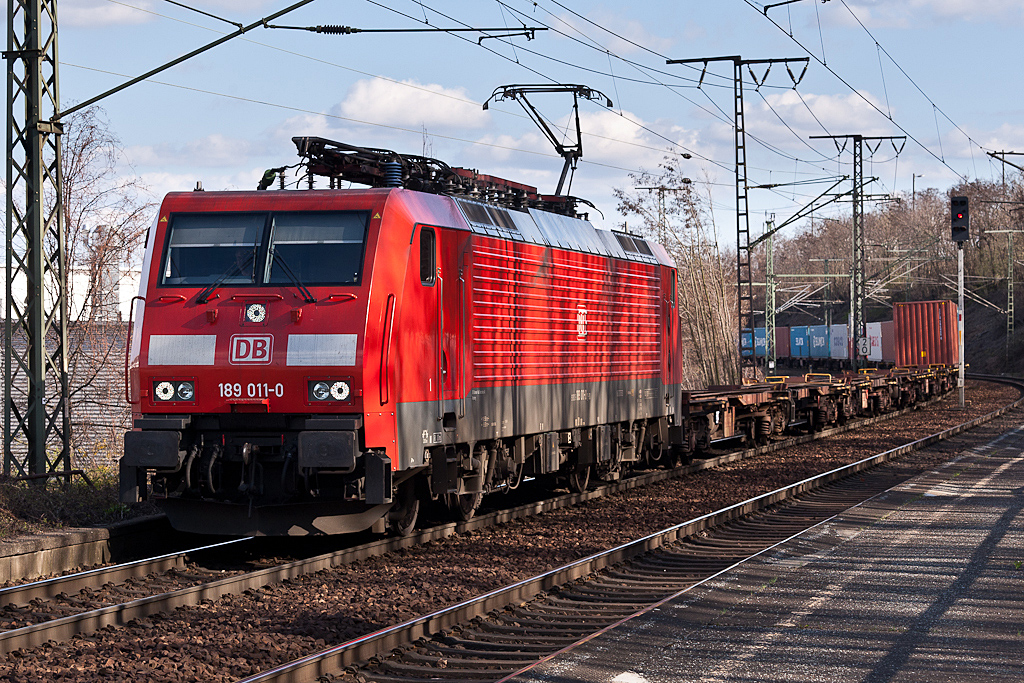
[[840, 0, 1024, 27], [751, 89, 896, 145], [554, 9, 674, 55], [62, 0, 155, 27], [978, 123, 1024, 152], [471, 108, 689, 174], [140, 167, 265, 197], [336, 78, 489, 131], [126, 134, 270, 169], [61, 0, 290, 28]]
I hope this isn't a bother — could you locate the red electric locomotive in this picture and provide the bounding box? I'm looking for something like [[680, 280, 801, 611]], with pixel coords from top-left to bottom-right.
[[121, 138, 683, 536]]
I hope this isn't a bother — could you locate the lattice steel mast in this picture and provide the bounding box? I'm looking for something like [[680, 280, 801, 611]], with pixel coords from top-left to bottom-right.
[[667, 55, 808, 380], [766, 223, 776, 372], [4, 0, 70, 478], [810, 134, 905, 372]]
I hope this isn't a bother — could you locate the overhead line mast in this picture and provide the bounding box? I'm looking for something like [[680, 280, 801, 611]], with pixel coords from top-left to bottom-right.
[[810, 134, 905, 372], [666, 55, 809, 381], [4, 0, 70, 479]]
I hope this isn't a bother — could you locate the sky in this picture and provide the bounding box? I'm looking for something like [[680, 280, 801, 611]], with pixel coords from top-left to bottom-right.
[[52, 0, 1024, 244]]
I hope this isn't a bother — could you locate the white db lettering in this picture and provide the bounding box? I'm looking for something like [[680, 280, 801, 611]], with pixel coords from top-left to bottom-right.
[[229, 335, 273, 364]]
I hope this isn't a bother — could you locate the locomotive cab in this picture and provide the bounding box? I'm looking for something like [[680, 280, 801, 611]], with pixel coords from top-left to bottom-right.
[[122, 188, 432, 535]]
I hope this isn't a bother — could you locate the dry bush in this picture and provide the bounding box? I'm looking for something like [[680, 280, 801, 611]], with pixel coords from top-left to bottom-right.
[[0, 468, 128, 538]]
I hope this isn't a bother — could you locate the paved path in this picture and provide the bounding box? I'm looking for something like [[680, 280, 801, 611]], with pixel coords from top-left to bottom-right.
[[510, 423, 1024, 683]]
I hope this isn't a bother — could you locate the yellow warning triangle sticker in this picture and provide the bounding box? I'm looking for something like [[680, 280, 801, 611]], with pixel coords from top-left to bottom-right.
[[373, 212, 381, 220], [160, 216, 168, 222]]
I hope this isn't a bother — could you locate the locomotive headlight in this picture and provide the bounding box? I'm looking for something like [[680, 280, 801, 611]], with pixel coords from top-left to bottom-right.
[[311, 381, 331, 401], [176, 382, 195, 401], [330, 381, 350, 401], [155, 381, 175, 401]]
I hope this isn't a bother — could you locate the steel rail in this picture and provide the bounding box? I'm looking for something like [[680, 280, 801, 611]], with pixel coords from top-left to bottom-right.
[[0, 537, 248, 607], [237, 375, 1024, 683], [0, 378, 1000, 656]]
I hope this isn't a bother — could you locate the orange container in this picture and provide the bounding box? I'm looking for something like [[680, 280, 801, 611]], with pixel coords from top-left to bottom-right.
[[893, 300, 959, 367]]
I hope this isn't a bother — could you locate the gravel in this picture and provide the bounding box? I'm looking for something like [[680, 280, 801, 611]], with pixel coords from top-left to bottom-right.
[[0, 380, 1016, 683]]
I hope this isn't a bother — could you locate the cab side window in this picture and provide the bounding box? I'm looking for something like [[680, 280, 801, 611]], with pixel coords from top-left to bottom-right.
[[420, 227, 435, 285]]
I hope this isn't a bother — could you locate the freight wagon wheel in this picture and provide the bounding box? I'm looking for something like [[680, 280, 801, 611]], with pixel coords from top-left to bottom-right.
[[389, 481, 420, 536], [451, 492, 482, 522], [568, 464, 591, 493]]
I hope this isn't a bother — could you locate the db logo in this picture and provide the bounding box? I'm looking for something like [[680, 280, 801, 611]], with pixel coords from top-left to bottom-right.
[[229, 335, 273, 364], [576, 305, 588, 339]]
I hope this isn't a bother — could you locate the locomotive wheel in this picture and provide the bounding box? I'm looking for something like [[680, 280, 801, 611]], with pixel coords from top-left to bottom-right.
[[568, 464, 591, 493], [389, 482, 420, 536], [451, 492, 482, 522]]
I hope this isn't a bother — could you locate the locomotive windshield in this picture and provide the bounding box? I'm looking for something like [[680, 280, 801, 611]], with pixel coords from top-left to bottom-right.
[[266, 212, 367, 285], [160, 211, 369, 288], [161, 213, 264, 286]]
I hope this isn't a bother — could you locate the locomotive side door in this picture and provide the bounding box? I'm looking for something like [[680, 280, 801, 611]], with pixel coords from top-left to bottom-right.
[[420, 226, 461, 428], [439, 229, 462, 418]]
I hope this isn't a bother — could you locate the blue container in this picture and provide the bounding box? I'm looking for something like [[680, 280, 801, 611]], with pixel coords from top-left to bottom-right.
[[790, 326, 809, 358], [754, 327, 766, 357], [740, 331, 754, 357], [741, 328, 769, 357], [808, 325, 830, 359]]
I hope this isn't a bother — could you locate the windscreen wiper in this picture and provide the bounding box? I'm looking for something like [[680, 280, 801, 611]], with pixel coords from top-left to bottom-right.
[[270, 250, 316, 303], [196, 252, 255, 304]]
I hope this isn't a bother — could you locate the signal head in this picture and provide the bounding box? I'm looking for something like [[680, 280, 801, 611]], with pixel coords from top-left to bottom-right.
[[951, 196, 969, 242]]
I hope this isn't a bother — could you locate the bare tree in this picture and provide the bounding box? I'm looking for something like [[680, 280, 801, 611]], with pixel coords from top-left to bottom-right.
[[56, 107, 153, 468]]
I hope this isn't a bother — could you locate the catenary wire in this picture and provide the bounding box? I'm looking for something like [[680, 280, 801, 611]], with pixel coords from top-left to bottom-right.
[[90, 0, 840, 216], [496, 1, 847, 187], [744, 0, 969, 182], [96, 0, 729, 173]]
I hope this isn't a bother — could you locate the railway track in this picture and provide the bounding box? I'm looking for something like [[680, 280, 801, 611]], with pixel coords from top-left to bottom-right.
[[235, 375, 1024, 683], [0, 378, 1015, 673]]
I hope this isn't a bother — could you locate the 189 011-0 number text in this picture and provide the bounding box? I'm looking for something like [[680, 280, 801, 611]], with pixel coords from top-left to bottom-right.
[[219, 382, 284, 398]]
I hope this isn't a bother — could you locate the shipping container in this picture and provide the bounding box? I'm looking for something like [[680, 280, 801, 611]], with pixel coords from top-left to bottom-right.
[[741, 331, 754, 357], [775, 326, 790, 359], [893, 300, 959, 367], [830, 323, 849, 360], [741, 329, 765, 360], [880, 320, 896, 363], [790, 326, 809, 358], [808, 325, 830, 359], [867, 322, 883, 362], [740, 328, 769, 358]]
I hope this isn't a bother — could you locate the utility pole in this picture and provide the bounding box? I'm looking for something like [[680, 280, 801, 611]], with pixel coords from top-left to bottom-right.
[[959, 242, 965, 407], [810, 134, 905, 372], [635, 181, 692, 245], [985, 229, 1024, 358], [987, 151, 1024, 192], [951, 197, 969, 408], [5, 0, 71, 479], [667, 54, 808, 380], [765, 219, 776, 373]]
